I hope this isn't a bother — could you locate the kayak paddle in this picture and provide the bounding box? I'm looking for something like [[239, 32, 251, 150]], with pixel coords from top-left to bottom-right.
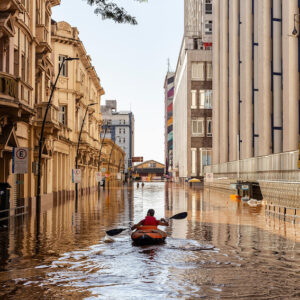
[[105, 211, 188, 237]]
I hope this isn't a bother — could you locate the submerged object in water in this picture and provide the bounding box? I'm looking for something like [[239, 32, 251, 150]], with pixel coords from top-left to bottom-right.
[[131, 226, 167, 246]]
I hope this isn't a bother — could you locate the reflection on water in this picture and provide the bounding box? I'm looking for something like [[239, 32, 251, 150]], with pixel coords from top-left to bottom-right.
[[0, 183, 300, 299]]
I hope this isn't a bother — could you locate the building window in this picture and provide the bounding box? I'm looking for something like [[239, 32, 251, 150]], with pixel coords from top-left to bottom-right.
[[123, 128, 125, 134], [59, 55, 68, 77], [107, 119, 112, 125], [191, 148, 197, 176], [205, 0, 212, 14], [123, 138, 125, 143], [119, 128, 122, 134], [200, 148, 212, 175], [149, 162, 156, 168], [205, 90, 212, 108], [191, 90, 197, 109], [207, 119, 212, 136], [204, 20, 213, 35], [14, 48, 19, 76], [192, 119, 204, 136], [21, 54, 26, 81], [207, 62, 212, 80], [58, 105, 67, 125], [192, 62, 205, 80]]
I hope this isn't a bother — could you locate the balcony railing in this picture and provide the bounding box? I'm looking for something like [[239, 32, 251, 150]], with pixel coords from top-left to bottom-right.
[[204, 151, 300, 182]]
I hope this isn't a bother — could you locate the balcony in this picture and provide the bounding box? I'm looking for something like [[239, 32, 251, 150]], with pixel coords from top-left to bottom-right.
[[0, 72, 34, 122], [35, 104, 60, 134], [36, 24, 51, 54]]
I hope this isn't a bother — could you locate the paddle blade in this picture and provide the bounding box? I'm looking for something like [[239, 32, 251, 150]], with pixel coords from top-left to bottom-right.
[[170, 212, 188, 220], [106, 228, 127, 236]]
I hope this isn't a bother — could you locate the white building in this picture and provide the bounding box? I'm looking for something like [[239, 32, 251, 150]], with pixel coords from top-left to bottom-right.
[[101, 100, 134, 175]]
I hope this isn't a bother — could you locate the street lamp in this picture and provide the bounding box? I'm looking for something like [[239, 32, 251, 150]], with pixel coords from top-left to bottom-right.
[[36, 57, 79, 215], [292, 14, 300, 36], [97, 121, 109, 191], [75, 102, 98, 201]]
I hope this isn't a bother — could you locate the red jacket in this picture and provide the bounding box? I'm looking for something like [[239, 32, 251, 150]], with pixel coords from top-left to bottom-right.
[[141, 216, 159, 226]]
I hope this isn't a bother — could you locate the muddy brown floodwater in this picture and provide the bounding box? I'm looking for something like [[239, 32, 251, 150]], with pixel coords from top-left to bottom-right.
[[0, 182, 300, 299]]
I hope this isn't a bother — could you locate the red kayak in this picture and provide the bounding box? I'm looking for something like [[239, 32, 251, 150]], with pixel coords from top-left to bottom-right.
[[131, 226, 167, 246]]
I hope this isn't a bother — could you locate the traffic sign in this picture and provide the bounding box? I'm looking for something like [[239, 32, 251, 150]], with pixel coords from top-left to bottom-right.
[[12, 147, 28, 174], [95, 172, 102, 182], [205, 172, 214, 183], [72, 169, 81, 183]]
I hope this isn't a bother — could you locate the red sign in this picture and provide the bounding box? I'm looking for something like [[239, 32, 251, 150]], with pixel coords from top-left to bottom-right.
[[132, 157, 143, 163]]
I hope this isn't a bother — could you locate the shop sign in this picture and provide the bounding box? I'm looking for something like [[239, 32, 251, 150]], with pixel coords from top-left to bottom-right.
[[241, 185, 249, 190], [12, 147, 28, 174], [95, 172, 102, 182], [0, 75, 17, 98], [116, 173, 121, 180], [72, 169, 81, 183]]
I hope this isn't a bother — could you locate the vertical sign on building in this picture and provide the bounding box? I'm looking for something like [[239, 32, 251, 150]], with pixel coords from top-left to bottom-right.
[[12, 147, 29, 174]]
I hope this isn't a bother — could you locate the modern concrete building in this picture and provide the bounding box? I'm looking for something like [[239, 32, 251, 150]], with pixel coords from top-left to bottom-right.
[[164, 72, 175, 176], [173, 0, 213, 181], [211, 0, 299, 164], [205, 0, 300, 207], [100, 100, 134, 176]]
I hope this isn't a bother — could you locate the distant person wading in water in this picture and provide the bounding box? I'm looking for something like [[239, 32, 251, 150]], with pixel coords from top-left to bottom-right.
[[131, 209, 169, 230]]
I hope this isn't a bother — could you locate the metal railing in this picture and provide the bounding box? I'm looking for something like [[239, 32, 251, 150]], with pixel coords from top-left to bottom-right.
[[204, 151, 300, 181]]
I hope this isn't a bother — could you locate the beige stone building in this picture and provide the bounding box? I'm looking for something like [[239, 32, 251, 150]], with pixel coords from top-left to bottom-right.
[[0, 2, 124, 222], [50, 20, 106, 200], [0, 0, 60, 219]]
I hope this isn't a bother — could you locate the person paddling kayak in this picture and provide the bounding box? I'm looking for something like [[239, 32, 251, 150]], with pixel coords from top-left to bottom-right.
[[131, 209, 169, 230]]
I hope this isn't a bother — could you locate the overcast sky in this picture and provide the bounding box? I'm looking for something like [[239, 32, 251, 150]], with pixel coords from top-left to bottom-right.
[[53, 0, 183, 164]]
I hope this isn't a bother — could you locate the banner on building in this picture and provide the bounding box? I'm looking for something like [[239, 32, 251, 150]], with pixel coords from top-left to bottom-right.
[[72, 169, 81, 183], [12, 147, 28, 174], [95, 172, 102, 182], [116, 173, 121, 180]]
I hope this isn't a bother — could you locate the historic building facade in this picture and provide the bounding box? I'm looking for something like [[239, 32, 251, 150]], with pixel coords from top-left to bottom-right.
[[0, 2, 124, 221], [0, 0, 60, 218], [173, 0, 213, 181]]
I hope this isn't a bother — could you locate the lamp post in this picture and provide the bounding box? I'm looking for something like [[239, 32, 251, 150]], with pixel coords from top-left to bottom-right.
[[97, 122, 108, 191], [107, 142, 115, 190], [75, 102, 97, 201], [36, 57, 78, 215]]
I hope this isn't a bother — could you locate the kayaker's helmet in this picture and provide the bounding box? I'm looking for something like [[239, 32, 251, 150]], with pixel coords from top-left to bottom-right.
[[147, 209, 155, 216]]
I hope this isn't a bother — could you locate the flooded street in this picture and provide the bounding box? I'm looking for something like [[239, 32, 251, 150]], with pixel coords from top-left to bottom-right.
[[0, 182, 300, 299]]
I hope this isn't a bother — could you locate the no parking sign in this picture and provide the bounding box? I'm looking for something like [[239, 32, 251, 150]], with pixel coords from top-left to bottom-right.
[[72, 169, 81, 183], [12, 147, 28, 174]]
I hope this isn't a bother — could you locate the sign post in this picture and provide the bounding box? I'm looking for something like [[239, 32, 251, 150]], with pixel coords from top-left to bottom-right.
[[12, 147, 28, 174]]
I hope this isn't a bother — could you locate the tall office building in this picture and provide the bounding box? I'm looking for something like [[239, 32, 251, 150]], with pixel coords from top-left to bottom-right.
[[101, 100, 134, 176], [172, 0, 213, 181], [212, 0, 299, 165], [164, 72, 175, 176]]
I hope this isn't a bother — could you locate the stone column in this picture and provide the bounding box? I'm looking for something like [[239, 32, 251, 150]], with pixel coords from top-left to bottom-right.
[[229, 0, 239, 161], [212, 0, 220, 164], [282, 0, 299, 152], [240, 0, 253, 159], [219, 0, 229, 163], [258, 0, 272, 156]]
